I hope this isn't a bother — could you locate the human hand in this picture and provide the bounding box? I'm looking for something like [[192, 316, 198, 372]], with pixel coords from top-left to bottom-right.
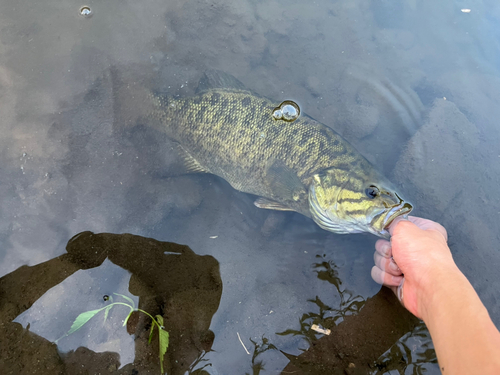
[[371, 216, 453, 319], [66, 231, 108, 269]]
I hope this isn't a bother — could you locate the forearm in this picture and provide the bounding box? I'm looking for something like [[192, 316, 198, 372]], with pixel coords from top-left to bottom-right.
[[421, 267, 500, 374]]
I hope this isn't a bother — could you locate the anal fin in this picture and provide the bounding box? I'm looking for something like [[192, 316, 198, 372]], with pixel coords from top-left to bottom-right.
[[254, 198, 294, 212]]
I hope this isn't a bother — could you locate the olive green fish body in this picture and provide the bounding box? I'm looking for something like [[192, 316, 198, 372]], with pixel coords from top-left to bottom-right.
[[146, 71, 412, 237], [150, 90, 366, 209]]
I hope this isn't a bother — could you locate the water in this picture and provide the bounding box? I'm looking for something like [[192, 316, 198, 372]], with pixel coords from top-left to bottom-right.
[[1, 0, 499, 374]]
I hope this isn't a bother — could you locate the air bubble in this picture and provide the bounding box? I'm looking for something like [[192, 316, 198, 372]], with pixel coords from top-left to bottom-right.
[[272, 100, 300, 122], [79, 6, 93, 17]]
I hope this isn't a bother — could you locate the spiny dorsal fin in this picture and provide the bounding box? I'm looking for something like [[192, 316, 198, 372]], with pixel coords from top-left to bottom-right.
[[254, 198, 295, 211], [176, 143, 209, 174], [196, 69, 249, 94]]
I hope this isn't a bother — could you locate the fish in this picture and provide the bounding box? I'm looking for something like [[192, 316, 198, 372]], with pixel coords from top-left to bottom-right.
[[143, 70, 412, 238]]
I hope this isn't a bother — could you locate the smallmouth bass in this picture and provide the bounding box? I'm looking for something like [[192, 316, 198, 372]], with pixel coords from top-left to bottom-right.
[[145, 70, 412, 237]]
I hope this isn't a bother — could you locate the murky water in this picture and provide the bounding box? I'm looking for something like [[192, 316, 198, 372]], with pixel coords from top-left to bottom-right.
[[1, 0, 499, 374]]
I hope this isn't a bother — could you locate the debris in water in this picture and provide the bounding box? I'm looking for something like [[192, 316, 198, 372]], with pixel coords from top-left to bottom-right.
[[79, 6, 93, 17], [311, 324, 331, 335], [237, 332, 250, 354]]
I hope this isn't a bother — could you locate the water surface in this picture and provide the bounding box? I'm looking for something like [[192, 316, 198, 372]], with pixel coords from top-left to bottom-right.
[[1, 0, 499, 374]]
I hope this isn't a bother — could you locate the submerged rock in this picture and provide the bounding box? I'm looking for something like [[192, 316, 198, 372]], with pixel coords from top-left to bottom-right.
[[393, 99, 479, 213]]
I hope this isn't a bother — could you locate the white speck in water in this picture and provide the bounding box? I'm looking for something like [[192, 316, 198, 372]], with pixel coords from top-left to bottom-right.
[[461, 8, 471, 13]]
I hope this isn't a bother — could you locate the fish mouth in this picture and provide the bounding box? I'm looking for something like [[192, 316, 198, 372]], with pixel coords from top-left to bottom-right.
[[383, 202, 413, 228], [375, 201, 413, 237]]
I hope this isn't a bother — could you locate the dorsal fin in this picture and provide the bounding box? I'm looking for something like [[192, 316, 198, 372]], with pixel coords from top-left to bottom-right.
[[196, 69, 249, 94]]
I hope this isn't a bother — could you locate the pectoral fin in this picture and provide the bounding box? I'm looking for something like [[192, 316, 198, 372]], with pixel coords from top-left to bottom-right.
[[264, 159, 307, 202], [176, 143, 209, 174], [254, 198, 294, 211]]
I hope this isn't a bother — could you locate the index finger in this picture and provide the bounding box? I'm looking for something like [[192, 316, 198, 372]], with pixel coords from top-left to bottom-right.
[[388, 216, 448, 241], [408, 216, 448, 241]]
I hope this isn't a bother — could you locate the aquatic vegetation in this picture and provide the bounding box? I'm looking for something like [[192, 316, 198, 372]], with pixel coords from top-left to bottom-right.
[[56, 293, 169, 374], [373, 322, 437, 374], [245, 336, 279, 375], [277, 256, 365, 347]]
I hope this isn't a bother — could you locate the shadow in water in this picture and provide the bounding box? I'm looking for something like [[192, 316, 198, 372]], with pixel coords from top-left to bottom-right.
[[0, 231, 222, 374]]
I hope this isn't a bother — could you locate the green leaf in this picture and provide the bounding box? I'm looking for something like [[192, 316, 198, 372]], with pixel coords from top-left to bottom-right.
[[148, 322, 155, 344], [103, 305, 112, 324], [156, 315, 164, 326], [156, 315, 169, 375], [123, 311, 133, 327], [113, 293, 135, 309], [68, 307, 104, 336]]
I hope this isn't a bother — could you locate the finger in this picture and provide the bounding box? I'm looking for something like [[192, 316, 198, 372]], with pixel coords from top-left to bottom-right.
[[375, 239, 392, 257], [371, 266, 404, 287], [374, 252, 402, 276], [408, 216, 448, 241]]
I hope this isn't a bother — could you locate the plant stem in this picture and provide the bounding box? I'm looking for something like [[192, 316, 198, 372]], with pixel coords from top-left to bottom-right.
[[136, 309, 162, 329]]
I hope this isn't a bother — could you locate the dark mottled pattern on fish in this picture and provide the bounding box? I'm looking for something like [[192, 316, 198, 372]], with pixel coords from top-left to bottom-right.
[[147, 88, 373, 214]]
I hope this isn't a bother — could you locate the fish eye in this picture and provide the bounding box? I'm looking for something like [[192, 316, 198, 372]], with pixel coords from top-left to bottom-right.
[[365, 185, 379, 199]]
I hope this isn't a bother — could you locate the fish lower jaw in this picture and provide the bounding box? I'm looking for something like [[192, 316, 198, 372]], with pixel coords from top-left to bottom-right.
[[381, 202, 413, 230]]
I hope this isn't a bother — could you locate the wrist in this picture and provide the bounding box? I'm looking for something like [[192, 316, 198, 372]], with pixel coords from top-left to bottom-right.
[[417, 263, 468, 323]]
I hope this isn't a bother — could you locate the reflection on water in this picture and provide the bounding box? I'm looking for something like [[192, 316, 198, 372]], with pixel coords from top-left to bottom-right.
[[0, 229, 425, 374], [2, 232, 221, 374]]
